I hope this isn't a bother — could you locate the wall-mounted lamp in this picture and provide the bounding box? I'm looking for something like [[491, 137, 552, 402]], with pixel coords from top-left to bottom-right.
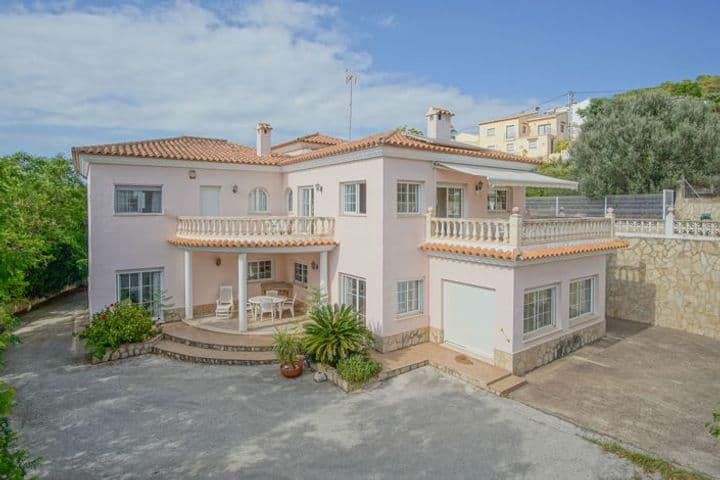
[[314, 183, 323, 193], [474, 181, 483, 194], [188, 169, 197, 180], [232, 184, 238, 194], [215, 257, 222, 267], [310, 261, 319, 270]]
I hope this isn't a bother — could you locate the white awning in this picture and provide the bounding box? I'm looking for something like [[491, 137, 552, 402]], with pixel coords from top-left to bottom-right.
[[436, 163, 578, 190]]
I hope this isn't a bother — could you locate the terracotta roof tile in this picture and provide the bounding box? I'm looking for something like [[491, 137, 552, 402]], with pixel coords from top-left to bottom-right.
[[168, 237, 338, 249], [420, 239, 627, 261], [271, 132, 346, 150]]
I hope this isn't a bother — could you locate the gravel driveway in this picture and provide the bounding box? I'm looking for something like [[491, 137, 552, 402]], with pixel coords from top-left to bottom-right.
[[3, 291, 642, 479]]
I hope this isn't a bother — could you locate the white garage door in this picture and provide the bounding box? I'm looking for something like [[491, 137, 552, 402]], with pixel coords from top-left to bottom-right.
[[442, 280, 496, 358]]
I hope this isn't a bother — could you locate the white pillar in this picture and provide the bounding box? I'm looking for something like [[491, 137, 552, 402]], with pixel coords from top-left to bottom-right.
[[184, 250, 193, 320], [664, 207, 675, 237], [319, 250, 328, 298], [238, 253, 248, 331]]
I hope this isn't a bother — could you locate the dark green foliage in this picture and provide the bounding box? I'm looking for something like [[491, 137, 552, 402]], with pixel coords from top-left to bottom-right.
[[614, 74, 720, 110], [272, 328, 303, 365], [337, 354, 382, 386], [78, 301, 159, 358], [302, 304, 374, 366], [0, 418, 40, 480], [526, 159, 577, 197], [571, 91, 720, 197], [707, 408, 720, 438]]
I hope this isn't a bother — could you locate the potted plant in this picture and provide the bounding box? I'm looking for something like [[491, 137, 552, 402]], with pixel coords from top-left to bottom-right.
[[273, 328, 304, 378]]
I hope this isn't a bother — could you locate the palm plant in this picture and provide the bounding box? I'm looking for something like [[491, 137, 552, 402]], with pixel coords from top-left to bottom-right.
[[302, 304, 374, 366], [272, 328, 303, 366]]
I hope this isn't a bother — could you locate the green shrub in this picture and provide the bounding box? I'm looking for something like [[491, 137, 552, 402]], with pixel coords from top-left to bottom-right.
[[77, 301, 159, 358], [707, 408, 720, 438], [337, 355, 382, 386], [0, 417, 40, 479], [302, 304, 374, 366], [272, 328, 303, 365]]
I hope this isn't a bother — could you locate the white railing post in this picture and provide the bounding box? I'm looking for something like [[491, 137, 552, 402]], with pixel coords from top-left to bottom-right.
[[665, 207, 675, 237], [509, 207, 521, 247], [425, 207, 434, 241], [605, 207, 615, 238]]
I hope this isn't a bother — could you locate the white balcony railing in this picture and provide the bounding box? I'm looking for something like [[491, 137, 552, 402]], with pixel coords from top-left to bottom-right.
[[176, 216, 335, 240], [616, 210, 720, 240], [425, 208, 616, 249]]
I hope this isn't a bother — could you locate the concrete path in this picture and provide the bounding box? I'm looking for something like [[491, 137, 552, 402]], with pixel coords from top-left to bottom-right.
[[511, 318, 720, 478], [4, 291, 644, 479]]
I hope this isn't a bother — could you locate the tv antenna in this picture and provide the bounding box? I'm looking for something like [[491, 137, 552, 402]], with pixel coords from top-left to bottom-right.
[[345, 69, 358, 140]]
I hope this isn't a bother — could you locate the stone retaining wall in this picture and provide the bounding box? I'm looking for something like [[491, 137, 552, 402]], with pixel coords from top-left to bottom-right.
[[675, 195, 720, 220], [375, 326, 429, 353], [89, 335, 161, 365], [607, 236, 720, 339]]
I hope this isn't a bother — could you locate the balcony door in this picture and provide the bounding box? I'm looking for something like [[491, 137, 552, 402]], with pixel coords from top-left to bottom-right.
[[436, 186, 464, 218], [200, 186, 220, 216], [298, 186, 315, 217]]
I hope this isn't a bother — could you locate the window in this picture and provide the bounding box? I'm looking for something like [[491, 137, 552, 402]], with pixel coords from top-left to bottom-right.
[[397, 280, 423, 315], [248, 260, 272, 281], [294, 262, 308, 285], [537, 123, 551, 135], [286, 189, 294, 213], [569, 277, 595, 319], [115, 185, 162, 214], [249, 187, 269, 213], [487, 188, 508, 211], [397, 182, 422, 214], [486, 127, 495, 137], [117, 270, 162, 317], [341, 274, 366, 318], [342, 181, 366, 215], [506, 143, 515, 152], [436, 186, 464, 218], [505, 125, 516, 139], [523, 286, 557, 334], [560, 122, 565, 133], [528, 139, 538, 149]]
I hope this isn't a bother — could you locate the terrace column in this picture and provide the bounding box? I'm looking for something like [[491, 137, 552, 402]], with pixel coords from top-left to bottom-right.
[[238, 253, 248, 332], [184, 250, 193, 320], [319, 251, 328, 298]]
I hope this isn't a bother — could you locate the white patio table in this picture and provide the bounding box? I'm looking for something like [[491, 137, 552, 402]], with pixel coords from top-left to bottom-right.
[[248, 295, 287, 320]]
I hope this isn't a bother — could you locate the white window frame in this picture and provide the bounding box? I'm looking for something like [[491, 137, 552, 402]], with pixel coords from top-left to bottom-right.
[[397, 181, 423, 215], [248, 187, 270, 214], [340, 273, 367, 319], [569, 276, 596, 320], [116, 268, 163, 318], [528, 139, 538, 149], [487, 188, 508, 211], [114, 185, 163, 215], [538, 123, 551, 135], [396, 279, 423, 316], [523, 285, 558, 336], [248, 260, 272, 282], [506, 143, 515, 152], [436, 184, 465, 218], [341, 181, 367, 216], [486, 127, 495, 137], [298, 186, 314, 217], [505, 124, 516, 140], [294, 262, 308, 285]]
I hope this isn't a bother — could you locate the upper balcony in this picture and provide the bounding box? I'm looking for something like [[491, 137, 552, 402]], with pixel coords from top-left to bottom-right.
[[173, 216, 336, 249]]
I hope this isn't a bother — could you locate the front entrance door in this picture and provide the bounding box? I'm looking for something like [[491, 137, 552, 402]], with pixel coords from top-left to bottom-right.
[[436, 186, 464, 218], [200, 186, 220, 216], [442, 280, 496, 358]]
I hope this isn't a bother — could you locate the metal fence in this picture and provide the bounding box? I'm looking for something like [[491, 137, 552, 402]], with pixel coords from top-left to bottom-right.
[[526, 190, 674, 219]]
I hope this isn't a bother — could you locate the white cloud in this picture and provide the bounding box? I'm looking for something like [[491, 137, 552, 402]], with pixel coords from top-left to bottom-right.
[[0, 0, 535, 151]]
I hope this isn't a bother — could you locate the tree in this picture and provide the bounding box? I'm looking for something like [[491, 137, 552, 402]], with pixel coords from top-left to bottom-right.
[[527, 159, 576, 197], [570, 91, 720, 197]]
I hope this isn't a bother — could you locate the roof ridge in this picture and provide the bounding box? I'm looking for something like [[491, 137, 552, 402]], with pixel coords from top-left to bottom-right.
[[72, 135, 230, 151]]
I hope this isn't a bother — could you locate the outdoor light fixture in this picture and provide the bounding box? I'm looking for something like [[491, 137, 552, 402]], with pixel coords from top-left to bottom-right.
[[474, 181, 483, 194], [314, 183, 323, 193], [215, 257, 222, 267], [188, 169, 197, 179], [232, 184, 238, 194], [310, 261, 318, 270]]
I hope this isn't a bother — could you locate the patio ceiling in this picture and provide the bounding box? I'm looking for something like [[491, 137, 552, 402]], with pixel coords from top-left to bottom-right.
[[435, 162, 579, 190]]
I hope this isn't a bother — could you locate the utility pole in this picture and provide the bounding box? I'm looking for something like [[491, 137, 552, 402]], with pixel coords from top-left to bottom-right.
[[345, 70, 358, 140], [567, 90, 576, 139]]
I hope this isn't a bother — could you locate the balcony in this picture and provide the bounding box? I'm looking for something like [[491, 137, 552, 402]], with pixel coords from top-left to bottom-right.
[[175, 216, 336, 244], [425, 209, 616, 250]]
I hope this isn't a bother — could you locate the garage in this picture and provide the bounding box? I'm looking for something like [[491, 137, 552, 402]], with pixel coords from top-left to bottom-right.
[[442, 280, 496, 358]]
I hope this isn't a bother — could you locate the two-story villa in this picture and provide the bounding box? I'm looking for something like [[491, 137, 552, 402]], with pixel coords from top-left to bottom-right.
[[72, 107, 624, 375]]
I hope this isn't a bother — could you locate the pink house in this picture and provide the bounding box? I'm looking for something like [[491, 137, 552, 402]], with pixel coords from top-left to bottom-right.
[[72, 107, 625, 375]]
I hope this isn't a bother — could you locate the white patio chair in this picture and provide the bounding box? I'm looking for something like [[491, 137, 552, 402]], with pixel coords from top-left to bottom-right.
[[279, 294, 296, 320], [258, 298, 275, 322], [215, 285, 233, 318], [246, 302, 257, 322], [266, 289, 279, 297]]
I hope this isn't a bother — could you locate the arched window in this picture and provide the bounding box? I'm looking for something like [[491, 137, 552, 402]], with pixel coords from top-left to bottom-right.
[[286, 188, 294, 213], [249, 187, 269, 213]]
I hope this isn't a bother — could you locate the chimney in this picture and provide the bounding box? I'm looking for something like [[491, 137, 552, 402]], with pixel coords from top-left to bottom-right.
[[256, 123, 272, 156], [425, 107, 454, 140]]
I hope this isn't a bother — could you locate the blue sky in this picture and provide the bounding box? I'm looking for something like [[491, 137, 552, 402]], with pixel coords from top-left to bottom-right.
[[0, 0, 717, 156]]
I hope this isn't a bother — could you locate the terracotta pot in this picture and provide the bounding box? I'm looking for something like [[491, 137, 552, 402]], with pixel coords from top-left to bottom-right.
[[280, 360, 304, 378]]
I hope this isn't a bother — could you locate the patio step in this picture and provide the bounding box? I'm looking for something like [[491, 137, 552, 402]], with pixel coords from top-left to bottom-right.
[[153, 340, 277, 365], [160, 321, 275, 352], [487, 375, 527, 397]]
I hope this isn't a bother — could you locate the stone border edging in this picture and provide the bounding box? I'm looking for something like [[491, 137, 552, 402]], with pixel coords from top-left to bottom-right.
[[313, 359, 428, 393], [88, 335, 162, 365]]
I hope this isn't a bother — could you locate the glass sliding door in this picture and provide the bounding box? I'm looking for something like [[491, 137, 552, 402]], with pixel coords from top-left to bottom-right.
[[436, 186, 464, 218]]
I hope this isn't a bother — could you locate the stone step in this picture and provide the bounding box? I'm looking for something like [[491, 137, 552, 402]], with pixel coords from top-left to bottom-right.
[[153, 340, 277, 365], [487, 375, 527, 396], [161, 321, 275, 352]]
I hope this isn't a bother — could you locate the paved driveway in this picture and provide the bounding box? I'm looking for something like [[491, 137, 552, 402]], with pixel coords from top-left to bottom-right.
[[511, 319, 720, 478], [4, 292, 641, 479]]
